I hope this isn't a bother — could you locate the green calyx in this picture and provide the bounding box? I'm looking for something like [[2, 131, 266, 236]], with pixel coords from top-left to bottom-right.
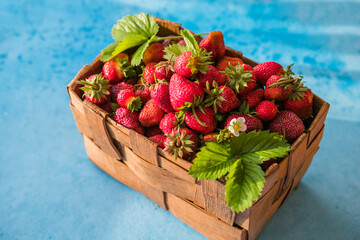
[[178, 96, 207, 127], [204, 81, 226, 113], [116, 56, 138, 78], [186, 48, 213, 75], [126, 96, 142, 112], [224, 63, 254, 93], [164, 129, 195, 160], [77, 74, 111, 102], [288, 75, 308, 101], [268, 64, 304, 90]]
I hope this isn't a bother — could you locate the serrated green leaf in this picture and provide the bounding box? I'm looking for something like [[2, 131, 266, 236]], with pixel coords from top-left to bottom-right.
[[112, 13, 159, 41], [111, 34, 148, 58], [225, 159, 265, 212], [101, 41, 121, 62], [131, 38, 152, 66], [189, 142, 235, 180], [180, 29, 199, 53], [164, 43, 188, 61]]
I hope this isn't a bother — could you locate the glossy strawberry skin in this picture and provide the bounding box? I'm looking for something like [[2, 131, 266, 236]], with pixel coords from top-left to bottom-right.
[[159, 112, 178, 134], [253, 62, 283, 85], [110, 82, 136, 102], [149, 134, 167, 148], [185, 107, 216, 135], [255, 100, 278, 121], [174, 51, 196, 78], [169, 74, 204, 111], [217, 86, 241, 113], [164, 128, 198, 159], [198, 65, 228, 88], [151, 84, 174, 113], [241, 88, 264, 109], [117, 89, 137, 107], [143, 62, 157, 84], [216, 56, 244, 71], [139, 99, 164, 127], [113, 107, 144, 135], [269, 110, 304, 143], [265, 75, 293, 101], [225, 114, 263, 133], [102, 53, 128, 84], [143, 43, 165, 65], [199, 31, 225, 60], [135, 87, 151, 104], [283, 89, 313, 119]]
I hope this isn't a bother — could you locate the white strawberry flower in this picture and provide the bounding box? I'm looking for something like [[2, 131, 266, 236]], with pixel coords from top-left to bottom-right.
[[228, 117, 247, 136]]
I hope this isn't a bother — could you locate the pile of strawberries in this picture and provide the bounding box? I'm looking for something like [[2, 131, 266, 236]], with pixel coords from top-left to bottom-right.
[[78, 31, 313, 160]]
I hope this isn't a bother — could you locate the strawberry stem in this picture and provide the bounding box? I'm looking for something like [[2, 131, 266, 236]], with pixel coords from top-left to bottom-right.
[[153, 33, 208, 42]]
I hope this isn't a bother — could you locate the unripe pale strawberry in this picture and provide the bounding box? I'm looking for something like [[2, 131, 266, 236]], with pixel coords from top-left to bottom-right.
[[253, 62, 284, 85], [139, 99, 164, 127]]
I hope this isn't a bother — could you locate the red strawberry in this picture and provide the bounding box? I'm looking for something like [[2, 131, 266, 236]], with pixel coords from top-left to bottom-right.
[[155, 61, 173, 81], [143, 62, 157, 84], [241, 88, 264, 109], [185, 107, 216, 134], [113, 107, 144, 135], [160, 112, 180, 134], [225, 64, 257, 95], [269, 111, 304, 143], [253, 62, 284, 85], [139, 99, 164, 127], [204, 133, 218, 142], [283, 88, 313, 120], [117, 89, 142, 112], [110, 82, 136, 102], [216, 56, 244, 71], [135, 86, 151, 104], [143, 43, 165, 65], [145, 126, 163, 137], [205, 84, 240, 113], [198, 65, 228, 88], [102, 53, 129, 84], [199, 31, 225, 60], [225, 114, 263, 133], [264, 75, 293, 101], [178, 40, 186, 46], [151, 83, 174, 113], [149, 134, 167, 148], [77, 74, 111, 105], [174, 51, 212, 78], [164, 128, 198, 160], [255, 100, 278, 121], [169, 74, 204, 111]]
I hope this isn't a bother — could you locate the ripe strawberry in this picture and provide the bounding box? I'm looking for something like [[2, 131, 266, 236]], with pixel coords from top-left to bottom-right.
[[145, 126, 162, 137], [110, 82, 136, 102], [225, 114, 263, 133], [77, 74, 111, 105], [151, 83, 174, 113], [264, 75, 293, 101], [164, 128, 198, 160], [149, 134, 167, 148], [102, 53, 132, 84], [174, 50, 212, 78], [117, 89, 142, 112], [113, 107, 144, 135], [198, 65, 228, 88], [185, 107, 216, 134], [204, 83, 240, 113], [241, 88, 264, 109], [135, 86, 151, 104], [204, 133, 218, 142], [283, 88, 313, 120], [225, 64, 257, 95], [199, 31, 225, 60], [139, 99, 164, 127], [143, 43, 165, 65], [155, 61, 174, 81], [169, 74, 204, 111], [269, 111, 305, 143], [159, 112, 182, 134], [255, 100, 278, 121], [143, 62, 157, 84], [216, 56, 244, 71], [253, 62, 284, 85]]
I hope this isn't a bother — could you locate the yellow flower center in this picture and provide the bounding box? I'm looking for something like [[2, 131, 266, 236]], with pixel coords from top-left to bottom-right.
[[233, 122, 242, 132]]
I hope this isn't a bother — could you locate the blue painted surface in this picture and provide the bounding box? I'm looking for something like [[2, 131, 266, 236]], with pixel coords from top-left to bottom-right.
[[1, 0, 359, 239]]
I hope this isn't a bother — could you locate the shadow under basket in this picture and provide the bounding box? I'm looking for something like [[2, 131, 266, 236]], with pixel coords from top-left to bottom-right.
[[67, 17, 330, 240]]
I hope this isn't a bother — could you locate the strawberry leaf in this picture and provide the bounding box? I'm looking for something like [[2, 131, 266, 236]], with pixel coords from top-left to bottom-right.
[[111, 34, 149, 58], [101, 40, 120, 62], [180, 29, 199, 53], [164, 43, 188, 61]]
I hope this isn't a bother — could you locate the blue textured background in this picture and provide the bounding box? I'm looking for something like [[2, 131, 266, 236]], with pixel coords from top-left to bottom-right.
[[1, 0, 360, 239]]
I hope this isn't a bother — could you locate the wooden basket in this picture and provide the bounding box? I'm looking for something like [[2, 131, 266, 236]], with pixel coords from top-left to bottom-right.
[[67, 17, 330, 240]]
